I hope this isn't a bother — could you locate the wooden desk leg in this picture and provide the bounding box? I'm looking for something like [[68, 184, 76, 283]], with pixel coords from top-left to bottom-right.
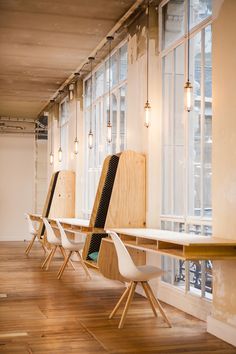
[[118, 282, 137, 329], [141, 282, 157, 317]]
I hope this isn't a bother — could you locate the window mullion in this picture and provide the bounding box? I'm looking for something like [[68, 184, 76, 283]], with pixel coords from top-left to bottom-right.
[[171, 50, 175, 215], [200, 28, 206, 219]]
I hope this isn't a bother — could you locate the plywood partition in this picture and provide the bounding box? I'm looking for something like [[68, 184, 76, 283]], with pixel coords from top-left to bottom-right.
[[83, 150, 146, 277], [49, 170, 75, 218], [105, 150, 146, 229], [37, 170, 75, 240]]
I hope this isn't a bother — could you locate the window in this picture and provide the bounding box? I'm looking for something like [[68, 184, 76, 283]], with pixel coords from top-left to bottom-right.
[[83, 42, 128, 218], [160, 0, 212, 299], [59, 97, 69, 169]]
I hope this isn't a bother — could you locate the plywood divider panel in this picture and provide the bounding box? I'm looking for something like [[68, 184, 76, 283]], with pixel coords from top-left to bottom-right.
[[105, 150, 146, 229], [36, 170, 75, 247], [49, 170, 75, 218]]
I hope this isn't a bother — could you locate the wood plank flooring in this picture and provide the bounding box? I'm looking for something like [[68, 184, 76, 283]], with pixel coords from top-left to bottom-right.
[[0, 242, 235, 354]]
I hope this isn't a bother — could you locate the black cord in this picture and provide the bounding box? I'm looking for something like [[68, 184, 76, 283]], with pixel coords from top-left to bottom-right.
[[147, 1, 150, 102]]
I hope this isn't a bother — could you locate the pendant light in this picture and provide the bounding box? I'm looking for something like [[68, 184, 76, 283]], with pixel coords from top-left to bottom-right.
[[144, 1, 151, 128], [49, 114, 54, 165], [106, 36, 114, 143], [43, 109, 54, 165], [69, 83, 74, 101], [58, 112, 62, 162], [184, 0, 193, 112], [74, 82, 79, 155], [88, 57, 94, 149]]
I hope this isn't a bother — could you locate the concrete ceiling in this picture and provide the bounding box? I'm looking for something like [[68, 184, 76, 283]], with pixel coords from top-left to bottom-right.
[[0, 0, 137, 119]]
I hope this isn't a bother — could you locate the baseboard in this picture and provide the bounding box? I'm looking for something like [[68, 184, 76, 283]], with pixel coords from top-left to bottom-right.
[[207, 315, 236, 347]]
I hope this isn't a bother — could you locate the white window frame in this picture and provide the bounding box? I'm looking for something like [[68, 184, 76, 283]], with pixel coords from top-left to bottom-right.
[[159, 0, 212, 299]]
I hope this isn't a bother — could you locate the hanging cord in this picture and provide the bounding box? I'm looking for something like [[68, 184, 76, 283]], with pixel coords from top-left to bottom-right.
[[187, 0, 190, 82], [89, 58, 94, 133], [146, 1, 150, 103], [51, 114, 53, 152], [75, 87, 78, 140], [108, 39, 111, 125]]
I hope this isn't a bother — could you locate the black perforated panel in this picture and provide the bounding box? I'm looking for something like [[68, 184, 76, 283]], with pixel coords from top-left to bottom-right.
[[94, 155, 119, 228], [87, 233, 107, 260]]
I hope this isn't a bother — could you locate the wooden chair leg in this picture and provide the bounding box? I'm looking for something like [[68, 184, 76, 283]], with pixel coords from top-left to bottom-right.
[[76, 251, 91, 279], [109, 283, 132, 319], [59, 247, 76, 270], [141, 282, 157, 317], [118, 282, 137, 329], [46, 246, 57, 270], [57, 251, 72, 279], [25, 234, 37, 255], [145, 282, 172, 328], [41, 248, 53, 268]]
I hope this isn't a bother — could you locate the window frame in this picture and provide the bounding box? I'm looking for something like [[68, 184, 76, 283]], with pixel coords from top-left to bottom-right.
[[159, 0, 212, 299]]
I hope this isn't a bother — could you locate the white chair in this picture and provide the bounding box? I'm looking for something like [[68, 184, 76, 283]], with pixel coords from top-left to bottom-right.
[[56, 220, 91, 280], [24, 213, 40, 255], [41, 218, 66, 271], [107, 230, 172, 329]]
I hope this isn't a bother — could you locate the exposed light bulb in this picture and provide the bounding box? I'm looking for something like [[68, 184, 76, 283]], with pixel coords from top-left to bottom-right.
[[74, 138, 79, 155], [184, 80, 193, 112], [144, 101, 151, 128], [49, 152, 54, 165], [107, 122, 112, 143], [88, 131, 93, 149], [58, 147, 62, 162], [69, 83, 74, 101]]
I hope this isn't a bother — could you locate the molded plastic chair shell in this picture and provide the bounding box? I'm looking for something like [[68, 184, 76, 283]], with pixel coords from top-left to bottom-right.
[[42, 218, 61, 246], [108, 230, 163, 282], [25, 213, 37, 236], [56, 220, 84, 251]]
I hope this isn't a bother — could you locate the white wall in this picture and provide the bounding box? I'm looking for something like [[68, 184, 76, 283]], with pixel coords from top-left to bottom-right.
[[0, 135, 34, 241]]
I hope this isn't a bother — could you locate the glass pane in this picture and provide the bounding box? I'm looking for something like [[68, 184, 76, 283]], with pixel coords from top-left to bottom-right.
[[111, 52, 118, 87], [161, 222, 186, 289], [162, 147, 172, 214], [190, 0, 212, 29], [204, 25, 212, 217], [188, 260, 202, 295], [188, 32, 201, 217], [111, 93, 117, 154], [162, 52, 172, 215], [95, 66, 104, 99], [119, 43, 128, 81], [162, 0, 184, 50], [173, 44, 185, 215], [85, 78, 91, 108], [120, 85, 126, 151]]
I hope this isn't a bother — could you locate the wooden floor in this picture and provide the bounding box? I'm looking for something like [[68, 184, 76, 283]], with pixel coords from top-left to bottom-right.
[[0, 242, 235, 354]]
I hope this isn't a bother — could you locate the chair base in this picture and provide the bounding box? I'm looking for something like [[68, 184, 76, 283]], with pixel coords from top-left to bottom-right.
[[57, 250, 91, 280], [25, 235, 46, 255], [109, 281, 172, 329]]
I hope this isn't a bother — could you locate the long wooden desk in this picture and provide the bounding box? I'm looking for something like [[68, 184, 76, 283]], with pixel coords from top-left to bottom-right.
[[106, 228, 236, 260]]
